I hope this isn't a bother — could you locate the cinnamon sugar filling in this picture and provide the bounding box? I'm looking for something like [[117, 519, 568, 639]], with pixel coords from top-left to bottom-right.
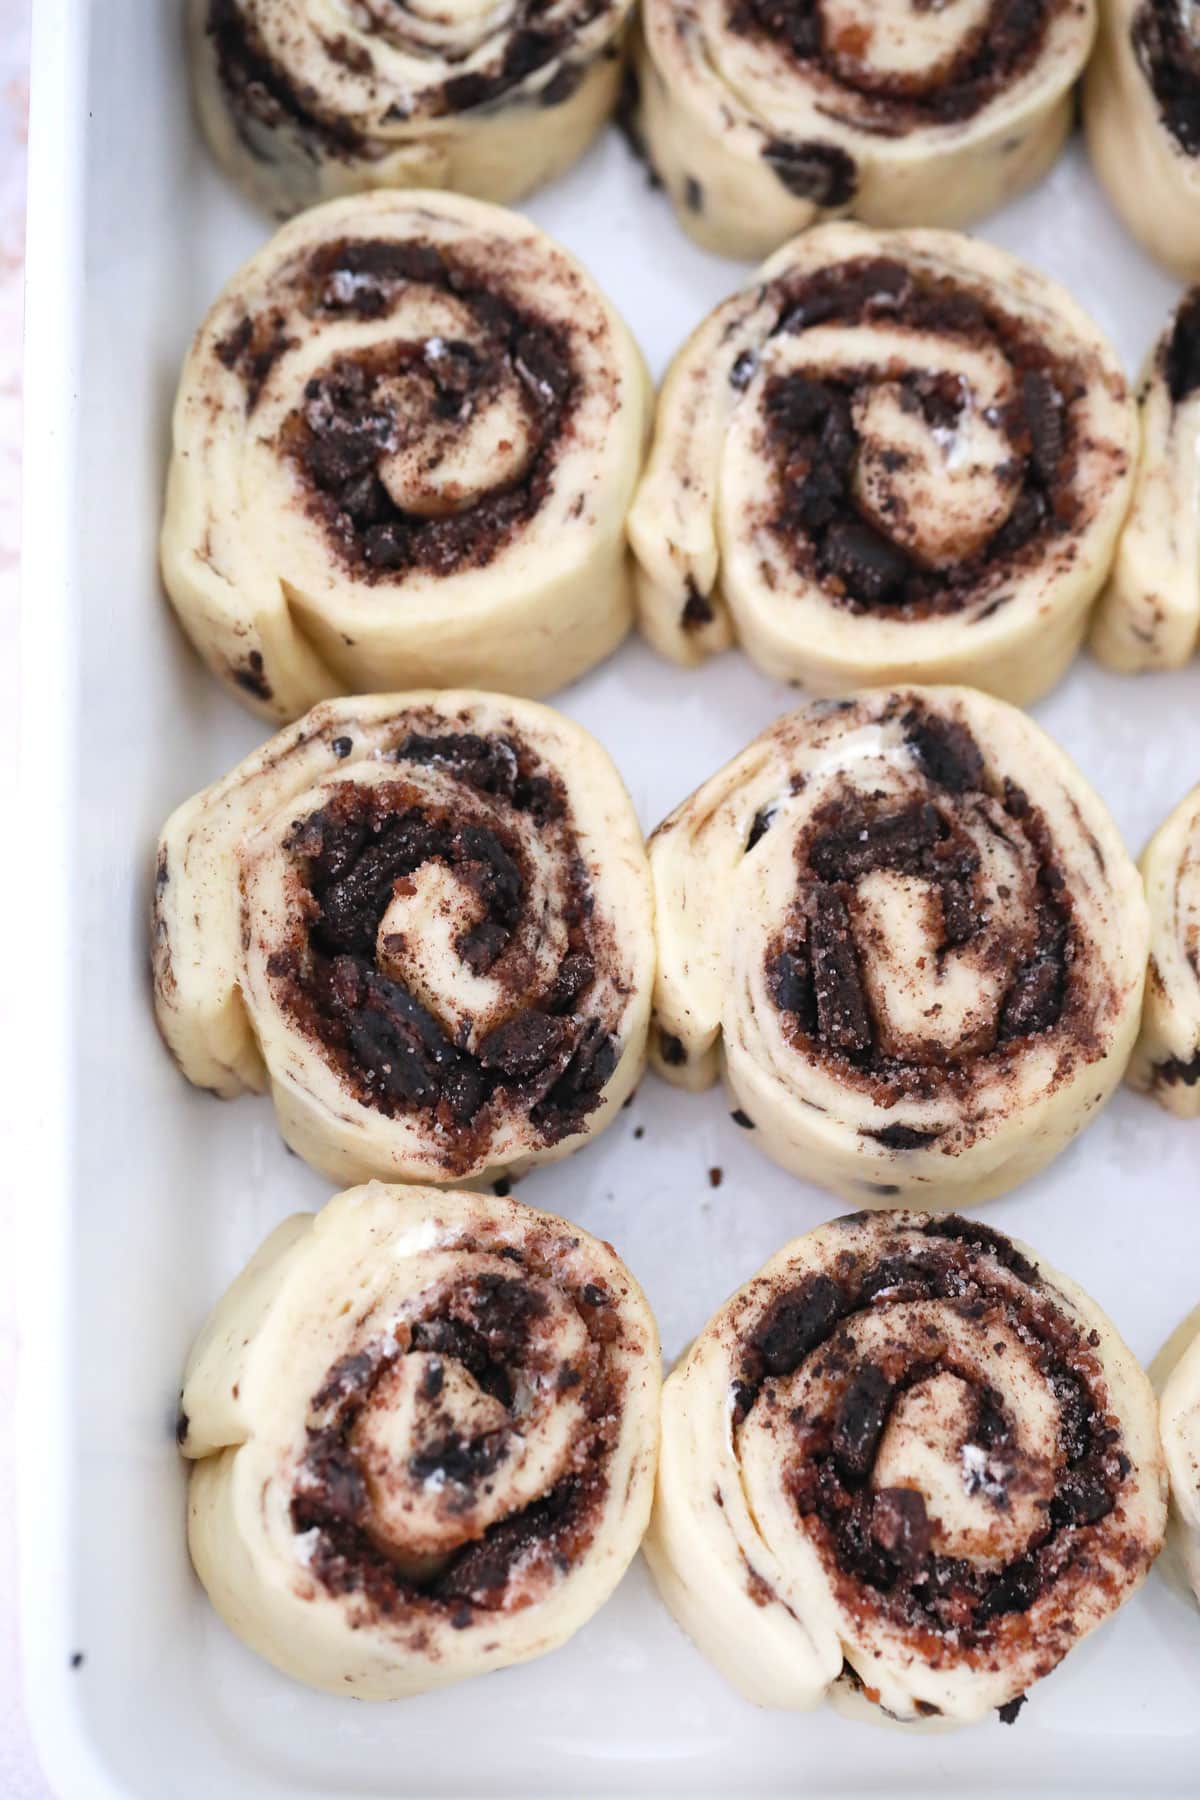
[[214, 236, 578, 578], [291, 1250, 623, 1625], [756, 256, 1087, 619], [762, 703, 1092, 1103], [207, 0, 609, 150], [731, 1217, 1130, 1651], [266, 727, 620, 1166], [728, 0, 1059, 130], [1133, 0, 1200, 157]]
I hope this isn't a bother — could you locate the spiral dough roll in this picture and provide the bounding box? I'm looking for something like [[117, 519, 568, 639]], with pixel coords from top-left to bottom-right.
[[634, 0, 1094, 260], [628, 225, 1135, 706], [1127, 784, 1200, 1117], [646, 1210, 1165, 1725], [190, 0, 631, 217], [1159, 1310, 1200, 1602], [161, 192, 649, 723], [152, 692, 654, 1186], [1091, 289, 1200, 674], [1084, 0, 1200, 277], [649, 686, 1148, 1209], [178, 1182, 660, 1697]]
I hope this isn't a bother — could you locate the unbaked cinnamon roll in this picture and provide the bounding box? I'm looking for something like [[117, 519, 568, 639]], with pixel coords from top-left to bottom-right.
[[161, 192, 649, 723], [629, 225, 1135, 705], [649, 686, 1148, 1208], [179, 1181, 660, 1697], [190, 0, 630, 217], [1127, 783, 1200, 1116], [647, 1210, 1165, 1725], [1159, 1308, 1200, 1602], [152, 692, 654, 1185], [1084, 0, 1200, 277], [1091, 289, 1200, 673], [634, 0, 1095, 260]]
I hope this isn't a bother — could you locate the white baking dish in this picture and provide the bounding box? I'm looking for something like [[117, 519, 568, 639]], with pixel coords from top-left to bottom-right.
[[19, 4, 1200, 1795]]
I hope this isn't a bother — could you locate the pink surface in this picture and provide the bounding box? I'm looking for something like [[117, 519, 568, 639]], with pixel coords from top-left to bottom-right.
[[5, 1, 50, 1794]]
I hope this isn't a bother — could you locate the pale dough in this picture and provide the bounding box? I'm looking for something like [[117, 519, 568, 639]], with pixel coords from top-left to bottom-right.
[[152, 691, 655, 1186], [180, 1182, 661, 1697], [636, 0, 1095, 259], [190, 0, 631, 218], [1084, 0, 1200, 278], [1091, 287, 1200, 672], [161, 190, 650, 723], [648, 685, 1148, 1208], [1127, 783, 1200, 1116], [646, 1210, 1165, 1724], [629, 223, 1135, 705]]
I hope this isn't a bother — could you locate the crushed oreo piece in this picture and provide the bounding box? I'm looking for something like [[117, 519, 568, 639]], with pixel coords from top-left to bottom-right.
[[763, 140, 857, 206], [902, 707, 986, 794]]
